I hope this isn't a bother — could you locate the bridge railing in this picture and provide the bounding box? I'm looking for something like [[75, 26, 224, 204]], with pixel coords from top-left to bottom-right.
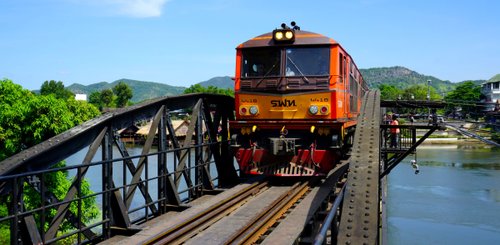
[[0, 141, 225, 244], [380, 125, 417, 150]]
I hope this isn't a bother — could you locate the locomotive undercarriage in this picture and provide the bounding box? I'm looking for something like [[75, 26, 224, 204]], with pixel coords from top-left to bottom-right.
[[230, 122, 352, 176]]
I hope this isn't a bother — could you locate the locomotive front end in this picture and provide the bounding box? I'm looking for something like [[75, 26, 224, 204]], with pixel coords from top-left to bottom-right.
[[230, 23, 365, 176]]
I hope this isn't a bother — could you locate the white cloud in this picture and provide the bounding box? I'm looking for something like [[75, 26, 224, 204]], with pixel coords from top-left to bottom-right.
[[76, 0, 170, 18]]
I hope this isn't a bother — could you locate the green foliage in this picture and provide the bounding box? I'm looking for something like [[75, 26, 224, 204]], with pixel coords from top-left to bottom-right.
[[184, 84, 234, 97], [1, 79, 100, 159], [88, 91, 103, 110], [401, 84, 441, 100], [113, 82, 133, 107], [23, 162, 100, 234], [378, 83, 440, 101], [444, 81, 482, 116], [0, 201, 9, 244], [100, 89, 114, 107], [40, 80, 74, 100], [0, 79, 100, 242], [0, 79, 33, 159], [378, 84, 401, 100], [445, 81, 482, 102], [88, 82, 135, 109]]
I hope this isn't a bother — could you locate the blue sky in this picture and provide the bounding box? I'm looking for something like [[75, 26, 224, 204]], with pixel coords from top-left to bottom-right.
[[1, 0, 499, 90]]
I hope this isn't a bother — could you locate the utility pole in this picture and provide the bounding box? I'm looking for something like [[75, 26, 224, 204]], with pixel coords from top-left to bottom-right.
[[427, 79, 431, 116]]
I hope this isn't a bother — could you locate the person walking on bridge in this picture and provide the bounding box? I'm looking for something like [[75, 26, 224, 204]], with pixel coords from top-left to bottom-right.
[[390, 114, 400, 148]]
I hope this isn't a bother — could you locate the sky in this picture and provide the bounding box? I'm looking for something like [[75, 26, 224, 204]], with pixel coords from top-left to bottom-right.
[[1, 0, 499, 90]]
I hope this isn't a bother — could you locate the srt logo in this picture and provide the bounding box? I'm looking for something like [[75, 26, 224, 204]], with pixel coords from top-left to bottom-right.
[[271, 99, 296, 107]]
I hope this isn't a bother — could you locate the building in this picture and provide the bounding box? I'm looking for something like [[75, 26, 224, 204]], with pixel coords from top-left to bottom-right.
[[74, 93, 87, 101], [481, 74, 500, 112]]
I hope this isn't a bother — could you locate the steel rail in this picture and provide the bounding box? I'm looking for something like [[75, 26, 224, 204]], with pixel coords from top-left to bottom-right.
[[143, 181, 269, 245], [224, 181, 311, 245]]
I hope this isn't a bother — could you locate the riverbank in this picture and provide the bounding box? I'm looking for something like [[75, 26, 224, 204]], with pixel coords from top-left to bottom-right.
[[419, 137, 493, 145]]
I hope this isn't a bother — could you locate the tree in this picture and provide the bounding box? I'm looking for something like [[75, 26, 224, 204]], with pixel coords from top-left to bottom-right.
[[444, 81, 482, 117], [183, 84, 234, 97], [100, 89, 114, 108], [88, 91, 103, 110], [113, 82, 133, 107], [378, 84, 401, 100], [401, 84, 440, 100], [40, 80, 74, 100], [0, 79, 100, 243], [183, 84, 205, 94]]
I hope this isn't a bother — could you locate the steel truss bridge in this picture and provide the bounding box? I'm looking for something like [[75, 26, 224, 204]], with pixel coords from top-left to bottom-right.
[[0, 92, 444, 244]]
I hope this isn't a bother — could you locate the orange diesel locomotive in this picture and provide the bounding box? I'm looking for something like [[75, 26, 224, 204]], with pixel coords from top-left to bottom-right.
[[230, 22, 368, 176]]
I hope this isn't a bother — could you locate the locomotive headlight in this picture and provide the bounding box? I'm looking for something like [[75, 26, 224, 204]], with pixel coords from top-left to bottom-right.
[[249, 106, 259, 115], [309, 105, 319, 115], [273, 29, 295, 42], [274, 31, 284, 40]]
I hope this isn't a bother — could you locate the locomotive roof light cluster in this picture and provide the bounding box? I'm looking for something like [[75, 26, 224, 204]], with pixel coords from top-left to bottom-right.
[[273, 21, 300, 43]]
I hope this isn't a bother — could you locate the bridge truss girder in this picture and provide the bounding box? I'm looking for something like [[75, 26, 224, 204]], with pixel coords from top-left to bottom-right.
[[0, 93, 238, 244]]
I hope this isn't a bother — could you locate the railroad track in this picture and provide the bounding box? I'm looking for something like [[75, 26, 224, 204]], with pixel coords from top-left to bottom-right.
[[143, 181, 269, 245], [142, 179, 314, 245], [223, 181, 311, 244]]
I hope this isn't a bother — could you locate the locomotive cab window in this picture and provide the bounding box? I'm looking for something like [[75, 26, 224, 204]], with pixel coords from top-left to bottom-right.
[[285, 47, 329, 77], [241, 48, 281, 78]]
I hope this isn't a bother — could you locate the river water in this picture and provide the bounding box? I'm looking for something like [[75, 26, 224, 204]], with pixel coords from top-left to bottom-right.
[[387, 145, 500, 244]]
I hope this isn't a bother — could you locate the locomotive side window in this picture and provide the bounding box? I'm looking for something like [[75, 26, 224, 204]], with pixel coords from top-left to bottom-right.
[[339, 53, 344, 82], [241, 48, 280, 78], [285, 47, 329, 77]]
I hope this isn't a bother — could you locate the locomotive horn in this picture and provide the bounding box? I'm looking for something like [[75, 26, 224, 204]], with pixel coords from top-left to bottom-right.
[[291, 21, 300, 30]]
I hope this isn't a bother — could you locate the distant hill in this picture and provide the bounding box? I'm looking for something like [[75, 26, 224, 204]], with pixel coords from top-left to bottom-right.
[[360, 66, 457, 93], [197, 76, 233, 89], [64, 67, 492, 103], [456, 79, 486, 86], [67, 79, 185, 103]]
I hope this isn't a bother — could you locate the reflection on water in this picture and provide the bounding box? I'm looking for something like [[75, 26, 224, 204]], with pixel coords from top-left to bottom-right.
[[388, 145, 500, 244]]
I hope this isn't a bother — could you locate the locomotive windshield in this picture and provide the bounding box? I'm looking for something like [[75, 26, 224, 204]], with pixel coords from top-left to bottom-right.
[[285, 47, 329, 76], [241, 48, 280, 78], [241, 47, 330, 78]]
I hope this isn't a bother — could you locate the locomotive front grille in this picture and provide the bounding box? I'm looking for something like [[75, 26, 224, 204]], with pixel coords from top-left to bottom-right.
[[266, 80, 278, 88], [245, 161, 317, 176], [241, 80, 252, 89], [316, 78, 329, 87]]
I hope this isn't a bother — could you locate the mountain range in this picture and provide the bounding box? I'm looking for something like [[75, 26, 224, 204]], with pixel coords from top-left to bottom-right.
[[66, 67, 487, 103]]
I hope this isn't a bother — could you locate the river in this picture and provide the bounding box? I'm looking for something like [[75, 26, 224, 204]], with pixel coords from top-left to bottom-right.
[[387, 145, 500, 244]]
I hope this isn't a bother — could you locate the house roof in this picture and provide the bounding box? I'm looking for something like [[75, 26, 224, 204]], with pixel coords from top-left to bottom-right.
[[135, 120, 192, 136], [487, 74, 500, 83]]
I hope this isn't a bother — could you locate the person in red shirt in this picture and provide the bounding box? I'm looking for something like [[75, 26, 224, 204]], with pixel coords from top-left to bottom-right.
[[390, 114, 400, 148]]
